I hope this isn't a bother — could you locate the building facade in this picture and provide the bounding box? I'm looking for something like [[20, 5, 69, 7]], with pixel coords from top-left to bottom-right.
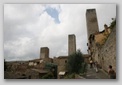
[[68, 34, 76, 55], [86, 9, 99, 44], [40, 47, 49, 59]]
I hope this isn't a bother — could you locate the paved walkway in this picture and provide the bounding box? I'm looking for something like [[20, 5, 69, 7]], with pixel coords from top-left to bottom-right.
[[78, 65, 109, 79]]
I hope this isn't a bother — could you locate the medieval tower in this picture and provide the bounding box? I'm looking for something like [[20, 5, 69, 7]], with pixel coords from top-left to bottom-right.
[[68, 34, 76, 56], [86, 9, 99, 39], [40, 47, 49, 59]]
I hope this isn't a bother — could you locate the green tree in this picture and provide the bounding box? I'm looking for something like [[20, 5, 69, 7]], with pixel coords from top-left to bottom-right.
[[110, 18, 116, 29], [67, 50, 85, 74], [44, 63, 57, 79]]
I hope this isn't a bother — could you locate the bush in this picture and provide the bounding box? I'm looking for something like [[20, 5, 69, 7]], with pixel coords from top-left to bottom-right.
[[41, 72, 54, 79], [80, 62, 88, 74], [67, 50, 85, 74], [64, 73, 75, 79], [110, 18, 116, 29]]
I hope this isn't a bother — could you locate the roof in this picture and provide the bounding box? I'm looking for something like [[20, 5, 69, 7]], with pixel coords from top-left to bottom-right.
[[57, 56, 68, 59], [31, 69, 48, 73], [29, 59, 42, 62]]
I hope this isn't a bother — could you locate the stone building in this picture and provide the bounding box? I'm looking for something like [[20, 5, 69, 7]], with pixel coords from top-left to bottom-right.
[[53, 56, 68, 78], [40, 47, 49, 59], [86, 8, 116, 72], [86, 9, 99, 55], [86, 9, 99, 40], [68, 34, 76, 55], [40, 47, 52, 63], [28, 59, 44, 68], [87, 24, 111, 62], [99, 26, 116, 72], [83, 54, 90, 63]]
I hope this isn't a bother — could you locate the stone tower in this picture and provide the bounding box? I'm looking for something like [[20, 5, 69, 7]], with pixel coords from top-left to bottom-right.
[[86, 9, 99, 39], [68, 34, 76, 56], [40, 47, 49, 59]]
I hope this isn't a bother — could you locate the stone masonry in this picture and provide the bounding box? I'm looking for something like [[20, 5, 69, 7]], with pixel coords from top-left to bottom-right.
[[86, 9, 99, 40], [86, 8, 116, 73], [68, 34, 76, 55], [40, 47, 49, 59], [99, 26, 116, 72]]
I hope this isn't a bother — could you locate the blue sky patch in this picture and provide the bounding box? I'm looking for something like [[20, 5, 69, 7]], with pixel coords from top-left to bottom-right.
[[45, 7, 60, 24]]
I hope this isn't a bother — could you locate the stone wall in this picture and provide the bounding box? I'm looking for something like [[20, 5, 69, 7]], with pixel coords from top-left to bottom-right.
[[53, 56, 68, 78], [40, 47, 49, 59], [99, 26, 116, 72], [83, 54, 90, 63], [95, 33, 106, 45], [86, 9, 99, 39], [95, 27, 111, 45], [68, 34, 76, 55], [53, 56, 68, 72]]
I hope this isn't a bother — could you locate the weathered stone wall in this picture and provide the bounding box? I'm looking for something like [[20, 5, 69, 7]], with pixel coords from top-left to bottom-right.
[[53, 56, 68, 72], [5, 60, 46, 79], [95, 28, 111, 45], [40, 47, 49, 59], [95, 33, 106, 45], [53, 56, 68, 78], [68, 34, 76, 55], [83, 54, 90, 63], [43, 58, 53, 63], [86, 9, 99, 39], [99, 26, 116, 72]]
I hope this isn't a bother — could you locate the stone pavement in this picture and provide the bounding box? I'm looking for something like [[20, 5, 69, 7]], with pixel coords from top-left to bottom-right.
[[79, 65, 109, 79]]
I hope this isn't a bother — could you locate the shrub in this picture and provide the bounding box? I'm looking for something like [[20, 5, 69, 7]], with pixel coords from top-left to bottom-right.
[[41, 72, 54, 79], [64, 73, 75, 79], [67, 50, 85, 74]]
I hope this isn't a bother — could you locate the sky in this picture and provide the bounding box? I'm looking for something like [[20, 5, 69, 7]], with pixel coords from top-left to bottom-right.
[[4, 4, 116, 61]]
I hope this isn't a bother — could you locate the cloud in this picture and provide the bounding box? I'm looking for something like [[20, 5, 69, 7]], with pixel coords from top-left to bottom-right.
[[4, 4, 116, 61]]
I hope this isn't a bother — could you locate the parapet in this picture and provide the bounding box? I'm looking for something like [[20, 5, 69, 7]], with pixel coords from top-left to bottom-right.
[[86, 9, 96, 12]]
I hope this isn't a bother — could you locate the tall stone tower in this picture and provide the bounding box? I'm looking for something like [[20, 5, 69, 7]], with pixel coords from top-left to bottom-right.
[[68, 34, 76, 56], [40, 47, 49, 59], [86, 9, 99, 39]]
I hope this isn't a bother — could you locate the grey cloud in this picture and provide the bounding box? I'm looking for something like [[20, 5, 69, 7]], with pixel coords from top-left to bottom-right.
[[4, 4, 116, 61]]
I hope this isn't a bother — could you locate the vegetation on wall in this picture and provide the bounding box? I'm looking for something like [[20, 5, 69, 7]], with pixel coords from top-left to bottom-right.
[[109, 18, 116, 29], [100, 18, 116, 46]]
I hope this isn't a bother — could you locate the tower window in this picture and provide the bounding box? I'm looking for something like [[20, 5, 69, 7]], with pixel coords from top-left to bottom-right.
[[65, 60, 67, 63]]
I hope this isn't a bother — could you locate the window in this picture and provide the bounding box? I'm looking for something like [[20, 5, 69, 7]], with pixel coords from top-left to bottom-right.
[[65, 60, 67, 63]]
